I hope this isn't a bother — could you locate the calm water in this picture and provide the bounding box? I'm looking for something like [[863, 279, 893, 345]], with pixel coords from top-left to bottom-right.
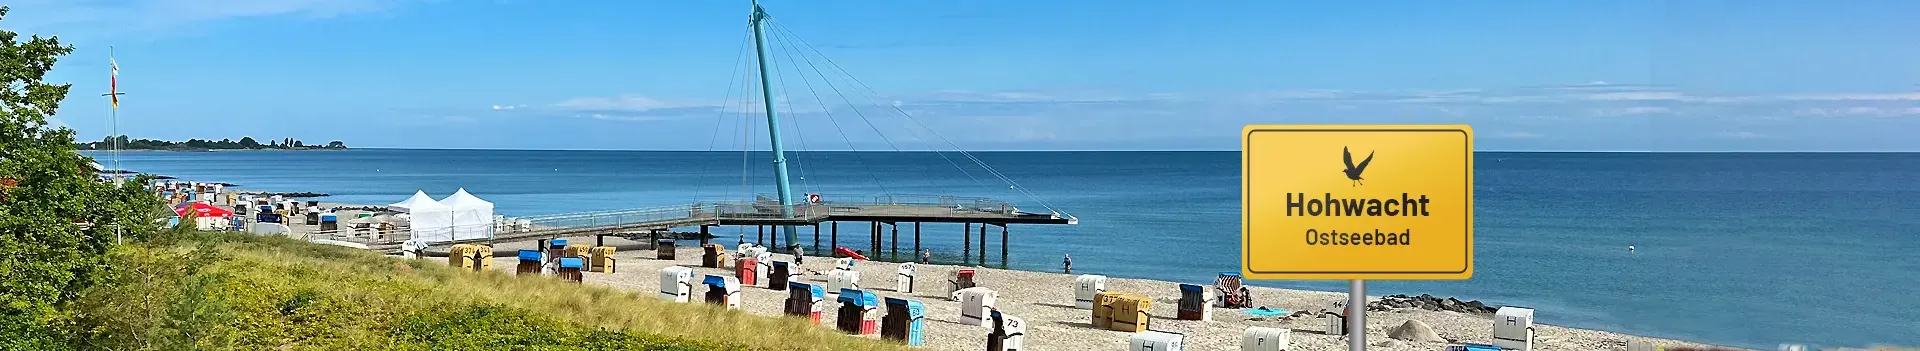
[[92, 149, 1920, 349]]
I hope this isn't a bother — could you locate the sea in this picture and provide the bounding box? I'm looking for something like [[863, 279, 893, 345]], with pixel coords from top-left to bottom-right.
[[88, 149, 1920, 349]]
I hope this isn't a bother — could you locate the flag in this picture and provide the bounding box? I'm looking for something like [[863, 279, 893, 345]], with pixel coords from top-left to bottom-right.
[[110, 58, 119, 109]]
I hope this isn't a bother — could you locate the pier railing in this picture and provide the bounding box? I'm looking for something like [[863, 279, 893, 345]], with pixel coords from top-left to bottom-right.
[[715, 193, 1027, 217], [297, 193, 1064, 252]]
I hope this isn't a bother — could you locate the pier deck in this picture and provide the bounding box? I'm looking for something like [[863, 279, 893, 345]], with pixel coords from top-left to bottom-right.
[[322, 194, 1073, 263]]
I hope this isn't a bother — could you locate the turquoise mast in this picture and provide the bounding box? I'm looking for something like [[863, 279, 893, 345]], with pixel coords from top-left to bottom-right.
[[750, 0, 801, 246]]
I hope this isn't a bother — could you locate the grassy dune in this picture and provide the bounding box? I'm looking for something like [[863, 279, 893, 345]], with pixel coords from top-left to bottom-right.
[[79, 231, 901, 350]]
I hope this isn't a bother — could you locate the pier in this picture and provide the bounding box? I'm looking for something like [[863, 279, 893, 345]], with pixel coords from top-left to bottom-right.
[[312, 193, 1074, 265]]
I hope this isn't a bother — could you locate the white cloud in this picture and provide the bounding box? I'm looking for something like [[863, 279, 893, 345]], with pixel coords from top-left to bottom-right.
[[489, 104, 524, 111]]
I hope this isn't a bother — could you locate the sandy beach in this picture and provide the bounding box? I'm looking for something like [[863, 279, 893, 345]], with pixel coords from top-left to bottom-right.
[[470, 236, 1732, 351], [174, 188, 1740, 350]]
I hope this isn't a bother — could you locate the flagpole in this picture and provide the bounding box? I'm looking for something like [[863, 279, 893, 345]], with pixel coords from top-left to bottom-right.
[[101, 46, 125, 182], [102, 46, 126, 244]]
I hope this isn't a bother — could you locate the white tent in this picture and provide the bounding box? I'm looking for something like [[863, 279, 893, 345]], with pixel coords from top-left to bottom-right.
[[437, 188, 495, 241], [388, 190, 454, 243]]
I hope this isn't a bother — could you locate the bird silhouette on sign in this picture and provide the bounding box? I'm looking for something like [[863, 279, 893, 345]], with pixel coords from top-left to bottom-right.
[[1342, 146, 1375, 186]]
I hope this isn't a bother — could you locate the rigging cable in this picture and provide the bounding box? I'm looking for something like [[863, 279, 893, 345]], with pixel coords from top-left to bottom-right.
[[761, 17, 894, 198], [740, 42, 761, 205], [764, 30, 817, 197], [768, 20, 989, 194], [769, 19, 1061, 214], [691, 27, 755, 206]]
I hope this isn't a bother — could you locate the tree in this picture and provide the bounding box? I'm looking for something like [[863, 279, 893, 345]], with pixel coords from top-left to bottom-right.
[[291, 140, 303, 148], [237, 136, 258, 149], [0, 7, 163, 348], [326, 140, 346, 149]]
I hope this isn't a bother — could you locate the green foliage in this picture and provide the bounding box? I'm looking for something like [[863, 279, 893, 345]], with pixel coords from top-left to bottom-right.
[[388, 305, 724, 351], [0, 6, 165, 349]]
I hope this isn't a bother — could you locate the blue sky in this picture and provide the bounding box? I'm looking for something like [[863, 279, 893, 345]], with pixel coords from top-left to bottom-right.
[[9, 0, 1920, 151]]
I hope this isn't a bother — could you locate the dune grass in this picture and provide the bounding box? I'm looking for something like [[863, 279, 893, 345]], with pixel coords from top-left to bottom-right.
[[74, 230, 903, 350]]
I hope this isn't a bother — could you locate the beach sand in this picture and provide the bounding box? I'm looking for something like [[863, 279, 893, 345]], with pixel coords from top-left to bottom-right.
[[476, 236, 1734, 351]]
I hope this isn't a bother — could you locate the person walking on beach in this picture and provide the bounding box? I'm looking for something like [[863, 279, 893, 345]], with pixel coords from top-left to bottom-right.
[[1063, 253, 1073, 273], [922, 250, 931, 264], [791, 244, 805, 266]]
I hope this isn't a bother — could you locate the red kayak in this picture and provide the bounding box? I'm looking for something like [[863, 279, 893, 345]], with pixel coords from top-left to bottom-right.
[[834, 246, 869, 261]]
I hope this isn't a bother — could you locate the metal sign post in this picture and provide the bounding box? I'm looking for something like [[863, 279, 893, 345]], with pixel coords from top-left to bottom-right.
[[1349, 279, 1365, 350]]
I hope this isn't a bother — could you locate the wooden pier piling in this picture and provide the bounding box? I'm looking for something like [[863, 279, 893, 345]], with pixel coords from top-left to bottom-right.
[[1001, 225, 1009, 265]]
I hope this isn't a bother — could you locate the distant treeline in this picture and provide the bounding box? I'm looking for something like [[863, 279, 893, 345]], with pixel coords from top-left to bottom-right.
[[75, 136, 348, 151]]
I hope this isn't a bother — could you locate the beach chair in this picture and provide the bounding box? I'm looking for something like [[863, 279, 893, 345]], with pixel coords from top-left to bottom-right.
[[515, 250, 543, 276], [1074, 275, 1106, 309], [702, 244, 726, 268], [880, 297, 926, 346], [986, 309, 1027, 351], [702, 275, 741, 309], [735, 256, 759, 286], [785, 282, 825, 324], [556, 257, 585, 283], [1214, 272, 1253, 309], [657, 239, 676, 260], [769, 261, 793, 291], [836, 289, 880, 335], [588, 246, 617, 273], [949, 269, 978, 297], [658, 266, 693, 303], [1177, 283, 1212, 321], [895, 262, 917, 293], [1493, 306, 1536, 351], [955, 287, 997, 327], [1243, 326, 1290, 351], [1128, 331, 1184, 351]]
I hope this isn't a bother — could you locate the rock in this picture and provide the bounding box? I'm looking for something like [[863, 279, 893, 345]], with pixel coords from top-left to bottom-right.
[[1372, 339, 1399, 348], [1388, 320, 1446, 342], [1465, 300, 1487, 313]]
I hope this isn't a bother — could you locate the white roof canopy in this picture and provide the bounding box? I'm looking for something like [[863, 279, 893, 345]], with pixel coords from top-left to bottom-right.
[[437, 188, 495, 241], [388, 190, 449, 213], [438, 188, 493, 209]]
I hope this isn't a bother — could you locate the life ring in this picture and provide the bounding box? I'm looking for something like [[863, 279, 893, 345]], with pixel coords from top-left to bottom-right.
[[806, 193, 821, 204]]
